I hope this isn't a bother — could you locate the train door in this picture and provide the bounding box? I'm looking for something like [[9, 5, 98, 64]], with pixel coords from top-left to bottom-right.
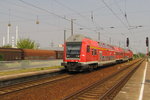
[[99, 51, 103, 61], [86, 45, 91, 61], [91, 49, 98, 61]]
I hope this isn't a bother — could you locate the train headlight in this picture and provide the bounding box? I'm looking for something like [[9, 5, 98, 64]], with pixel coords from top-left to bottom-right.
[[67, 55, 69, 57], [76, 55, 80, 57], [81, 54, 85, 56]]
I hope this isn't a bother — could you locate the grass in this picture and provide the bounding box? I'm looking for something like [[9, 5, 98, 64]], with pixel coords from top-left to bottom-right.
[[0, 66, 64, 76]]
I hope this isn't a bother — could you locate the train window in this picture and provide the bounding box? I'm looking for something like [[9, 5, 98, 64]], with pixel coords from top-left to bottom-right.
[[87, 45, 90, 52], [92, 49, 97, 55], [66, 42, 81, 58], [92, 49, 94, 55], [94, 49, 97, 55]]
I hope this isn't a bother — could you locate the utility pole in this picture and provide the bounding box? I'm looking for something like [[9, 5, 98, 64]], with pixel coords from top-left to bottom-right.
[[98, 32, 100, 41], [7, 26, 10, 44], [119, 41, 120, 47], [2, 37, 5, 46], [16, 26, 18, 46], [7, 9, 11, 44], [91, 11, 94, 22], [51, 41, 54, 47], [109, 37, 111, 44], [64, 30, 66, 43], [71, 19, 75, 36], [71, 19, 73, 36]]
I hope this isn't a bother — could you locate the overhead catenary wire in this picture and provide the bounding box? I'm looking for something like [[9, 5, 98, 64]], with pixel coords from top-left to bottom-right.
[[101, 0, 129, 29], [113, 0, 131, 27], [20, 0, 101, 35], [113, 0, 125, 16], [101, 0, 134, 35], [18, 0, 125, 45], [19, 0, 102, 33], [53, 0, 104, 32], [19, 0, 70, 22], [124, 0, 131, 27]]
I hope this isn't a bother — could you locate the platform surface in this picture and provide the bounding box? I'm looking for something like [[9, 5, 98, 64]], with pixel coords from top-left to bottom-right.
[[114, 59, 150, 100], [0, 60, 62, 71]]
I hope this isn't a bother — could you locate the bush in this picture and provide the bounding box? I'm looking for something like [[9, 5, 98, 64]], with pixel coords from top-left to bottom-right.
[[0, 54, 3, 61], [17, 38, 38, 49], [1, 44, 12, 48]]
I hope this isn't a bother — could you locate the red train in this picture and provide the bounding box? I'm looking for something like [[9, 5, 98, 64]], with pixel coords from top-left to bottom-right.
[[61, 34, 133, 71]]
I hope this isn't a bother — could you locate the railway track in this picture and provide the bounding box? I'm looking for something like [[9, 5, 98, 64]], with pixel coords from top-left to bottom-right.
[[63, 59, 144, 100], [0, 72, 73, 96], [0, 59, 143, 100]]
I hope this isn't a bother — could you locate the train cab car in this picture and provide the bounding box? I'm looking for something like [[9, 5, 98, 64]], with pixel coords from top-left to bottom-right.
[[61, 34, 99, 71], [61, 34, 116, 71]]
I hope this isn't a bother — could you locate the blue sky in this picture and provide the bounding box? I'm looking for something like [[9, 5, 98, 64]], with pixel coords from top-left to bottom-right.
[[0, 0, 150, 53]]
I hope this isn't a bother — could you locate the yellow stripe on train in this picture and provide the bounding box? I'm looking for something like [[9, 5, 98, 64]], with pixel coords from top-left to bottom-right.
[[90, 46, 108, 50]]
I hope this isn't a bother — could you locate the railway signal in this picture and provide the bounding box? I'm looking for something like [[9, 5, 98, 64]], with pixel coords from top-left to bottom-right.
[[146, 37, 149, 47], [126, 38, 129, 47], [146, 37, 149, 57]]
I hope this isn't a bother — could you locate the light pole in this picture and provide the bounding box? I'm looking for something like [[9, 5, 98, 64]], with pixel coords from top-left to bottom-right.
[[109, 37, 111, 44], [71, 19, 76, 36], [64, 30, 66, 43], [98, 32, 100, 41], [7, 25, 10, 44]]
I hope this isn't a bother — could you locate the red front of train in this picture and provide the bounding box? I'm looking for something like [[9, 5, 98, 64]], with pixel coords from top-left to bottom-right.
[[61, 34, 133, 71], [62, 35, 99, 71]]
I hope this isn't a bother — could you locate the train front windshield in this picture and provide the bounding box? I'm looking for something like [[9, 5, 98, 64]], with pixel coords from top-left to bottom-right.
[[66, 42, 81, 58]]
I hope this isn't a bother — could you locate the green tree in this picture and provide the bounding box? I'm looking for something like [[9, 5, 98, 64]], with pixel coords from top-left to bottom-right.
[[17, 38, 38, 49]]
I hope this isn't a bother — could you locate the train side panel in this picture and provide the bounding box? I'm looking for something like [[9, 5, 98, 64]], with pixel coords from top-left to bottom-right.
[[61, 34, 133, 72], [0, 48, 63, 61], [0, 48, 23, 61], [23, 49, 56, 60]]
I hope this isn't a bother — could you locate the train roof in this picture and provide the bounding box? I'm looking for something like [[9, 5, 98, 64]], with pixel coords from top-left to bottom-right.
[[66, 34, 133, 53], [66, 34, 91, 42], [113, 46, 123, 52]]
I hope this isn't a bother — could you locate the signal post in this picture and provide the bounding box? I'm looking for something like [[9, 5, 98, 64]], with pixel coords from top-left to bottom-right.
[[146, 37, 149, 61]]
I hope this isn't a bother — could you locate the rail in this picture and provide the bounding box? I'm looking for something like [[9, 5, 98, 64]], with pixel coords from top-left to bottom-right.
[[63, 59, 144, 100], [0, 71, 72, 96]]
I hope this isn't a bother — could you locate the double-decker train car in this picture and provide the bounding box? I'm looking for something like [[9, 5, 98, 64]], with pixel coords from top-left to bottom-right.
[[61, 34, 133, 71], [124, 49, 133, 61]]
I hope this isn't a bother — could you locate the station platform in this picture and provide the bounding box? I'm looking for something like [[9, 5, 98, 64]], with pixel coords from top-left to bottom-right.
[[0, 59, 63, 80], [0, 59, 63, 71], [114, 59, 150, 100]]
